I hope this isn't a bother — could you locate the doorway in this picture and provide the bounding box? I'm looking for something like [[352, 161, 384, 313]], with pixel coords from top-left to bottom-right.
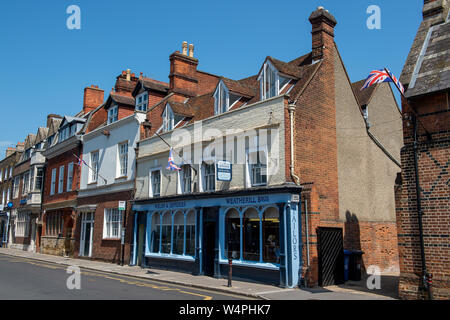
[[80, 212, 94, 257], [317, 227, 344, 287], [202, 221, 216, 276]]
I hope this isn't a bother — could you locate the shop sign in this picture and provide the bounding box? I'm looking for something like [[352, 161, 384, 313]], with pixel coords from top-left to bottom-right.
[[217, 160, 232, 181], [118, 201, 126, 211]]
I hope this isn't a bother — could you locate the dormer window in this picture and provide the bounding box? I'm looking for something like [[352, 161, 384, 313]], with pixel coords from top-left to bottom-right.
[[259, 60, 292, 100], [214, 81, 242, 115], [108, 105, 118, 124], [163, 104, 174, 132], [136, 92, 148, 112], [162, 104, 184, 133]]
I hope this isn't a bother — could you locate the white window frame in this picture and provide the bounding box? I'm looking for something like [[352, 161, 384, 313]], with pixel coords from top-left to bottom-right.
[[0, 169, 3, 182], [117, 142, 128, 178], [16, 212, 30, 237], [136, 92, 148, 112], [162, 104, 175, 132], [149, 168, 162, 198], [214, 81, 229, 115], [22, 171, 30, 195], [90, 151, 99, 183], [107, 105, 119, 124], [258, 61, 293, 101], [13, 176, 20, 198], [246, 146, 268, 188], [200, 160, 216, 192], [103, 208, 122, 239], [50, 168, 57, 195], [58, 165, 65, 194], [9, 166, 12, 178], [67, 162, 74, 192]]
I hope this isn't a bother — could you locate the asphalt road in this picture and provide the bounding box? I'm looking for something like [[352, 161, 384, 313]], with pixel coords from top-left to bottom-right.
[[0, 253, 246, 300]]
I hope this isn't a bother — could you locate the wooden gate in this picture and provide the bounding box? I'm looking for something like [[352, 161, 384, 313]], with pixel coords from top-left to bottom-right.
[[317, 227, 344, 287]]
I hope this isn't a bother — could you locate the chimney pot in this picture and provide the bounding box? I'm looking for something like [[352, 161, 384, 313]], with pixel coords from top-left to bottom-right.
[[126, 69, 131, 81], [189, 44, 194, 58], [182, 41, 188, 55]]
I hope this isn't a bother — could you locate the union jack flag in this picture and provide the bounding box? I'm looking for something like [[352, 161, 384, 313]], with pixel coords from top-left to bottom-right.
[[166, 148, 181, 171], [74, 154, 87, 167], [361, 68, 404, 94]]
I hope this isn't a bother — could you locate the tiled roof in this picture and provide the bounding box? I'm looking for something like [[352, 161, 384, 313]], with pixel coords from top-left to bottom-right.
[[167, 101, 195, 117], [222, 78, 257, 98], [401, 3, 449, 97], [110, 92, 135, 106], [351, 79, 378, 107]]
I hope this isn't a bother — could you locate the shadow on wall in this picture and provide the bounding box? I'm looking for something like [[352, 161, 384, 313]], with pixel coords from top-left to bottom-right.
[[344, 211, 365, 273]]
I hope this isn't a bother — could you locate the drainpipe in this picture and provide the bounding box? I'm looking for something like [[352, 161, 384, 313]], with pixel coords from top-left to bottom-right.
[[288, 104, 301, 185], [305, 198, 310, 280], [412, 115, 432, 300]]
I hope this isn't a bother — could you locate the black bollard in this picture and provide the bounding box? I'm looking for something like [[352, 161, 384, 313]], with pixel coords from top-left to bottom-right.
[[228, 258, 232, 287]]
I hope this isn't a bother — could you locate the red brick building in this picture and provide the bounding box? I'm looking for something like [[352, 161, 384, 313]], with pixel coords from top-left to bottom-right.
[[41, 87, 103, 257], [132, 8, 403, 287], [396, 0, 449, 299]]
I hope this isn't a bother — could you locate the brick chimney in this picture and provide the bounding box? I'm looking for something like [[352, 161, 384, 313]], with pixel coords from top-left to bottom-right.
[[83, 85, 104, 114], [169, 42, 199, 100], [5, 147, 16, 158], [114, 70, 139, 93], [46, 114, 63, 128], [16, 142, 25, 152], [309, 6, 337, 62], [422, 0, 449, 21]]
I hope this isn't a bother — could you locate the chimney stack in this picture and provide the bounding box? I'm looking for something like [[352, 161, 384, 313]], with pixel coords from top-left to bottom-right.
[[83, 85, 104, 114], [169, 42, 199, 99], [46, 114, 63, 128], [309, 6, 337, 62], [5, 147, 16, 158]]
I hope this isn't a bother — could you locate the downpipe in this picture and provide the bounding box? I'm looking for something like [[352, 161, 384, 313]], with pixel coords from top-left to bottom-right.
[[412, 115, 433, 300]]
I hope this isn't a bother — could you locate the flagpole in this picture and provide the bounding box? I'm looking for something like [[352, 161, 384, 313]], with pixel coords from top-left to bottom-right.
[[154, 131, 198, 174], [72, 153, 108, 184], [383, 68, 431, 139]]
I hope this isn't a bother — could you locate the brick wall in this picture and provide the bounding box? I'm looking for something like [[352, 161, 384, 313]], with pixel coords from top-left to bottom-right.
[[396, 91, 450, 299], [75, 190, 134, 263]]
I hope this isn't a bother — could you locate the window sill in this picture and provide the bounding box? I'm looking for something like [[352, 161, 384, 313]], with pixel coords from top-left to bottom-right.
[[115, 176, 127, 181], [87, 182, 98, 186], [145, 253, 196, 261], [219, 259, 279, 270], [102, 237, 121, 241]]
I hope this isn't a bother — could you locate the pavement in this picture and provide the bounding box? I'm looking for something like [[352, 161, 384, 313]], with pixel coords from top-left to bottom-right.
[[0, 247, 398, 300]]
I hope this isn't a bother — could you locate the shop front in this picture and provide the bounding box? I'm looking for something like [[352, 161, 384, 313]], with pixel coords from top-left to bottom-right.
[[132, 187, 302, 288]]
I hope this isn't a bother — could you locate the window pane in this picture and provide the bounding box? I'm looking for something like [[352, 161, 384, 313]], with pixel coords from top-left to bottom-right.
[[225, 209, 240, 259], [185, 210, 196, 256], [161, 212, 172, 253], [243, 208, 260, 261], [263, 207, 280, 263], [173, 212, 184, 255], [151, 213, 160, 253]]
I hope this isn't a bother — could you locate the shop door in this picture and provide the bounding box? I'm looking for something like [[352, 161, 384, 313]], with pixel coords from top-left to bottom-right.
[[137, 223, 146, 266], [203, 221, 216, 276], [0, 220, 4, 247], [317, 227, 344, 287], [80, 213, 94, 257]]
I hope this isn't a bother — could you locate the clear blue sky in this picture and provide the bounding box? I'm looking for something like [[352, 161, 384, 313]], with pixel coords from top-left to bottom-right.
[[0, 0, 422, 157]]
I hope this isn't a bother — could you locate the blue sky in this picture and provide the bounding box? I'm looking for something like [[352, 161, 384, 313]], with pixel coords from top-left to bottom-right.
[[0, 0, 422, 157]]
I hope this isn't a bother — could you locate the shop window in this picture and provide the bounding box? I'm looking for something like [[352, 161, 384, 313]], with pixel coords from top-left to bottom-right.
[[45, 212, 63, 237], [173, 211, 184, 255], [150, 213, 161, 253], [161, 212, 172, 253], [225, 208, 241, 259], [263, 207, 280, 263], [243, 208, 260, 261], [185, 210, 196, 256]]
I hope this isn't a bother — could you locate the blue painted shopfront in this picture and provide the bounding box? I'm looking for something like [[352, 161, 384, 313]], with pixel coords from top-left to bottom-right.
[[132, 190, 302, 288]]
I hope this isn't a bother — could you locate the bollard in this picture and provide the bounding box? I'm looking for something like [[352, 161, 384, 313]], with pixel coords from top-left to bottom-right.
[[228, 258, 232, 287]]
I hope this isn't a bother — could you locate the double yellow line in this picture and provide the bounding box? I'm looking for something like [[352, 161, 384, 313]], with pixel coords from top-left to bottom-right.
[[0, 255, 212, 300]]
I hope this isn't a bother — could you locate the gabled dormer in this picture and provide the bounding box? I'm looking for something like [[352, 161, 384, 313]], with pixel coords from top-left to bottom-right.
[[213, 80, 243, 115], [57, 116, 86, 144], [257, 59, 294, 101], [132, 77, 169, 113], [104, 92, 135, 125], [161, 103, 186, 133]]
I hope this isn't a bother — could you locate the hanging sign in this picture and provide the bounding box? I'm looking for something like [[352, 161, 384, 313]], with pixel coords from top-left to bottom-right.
[[217, 160, 232, 181], [118, 201, 126, 211]]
